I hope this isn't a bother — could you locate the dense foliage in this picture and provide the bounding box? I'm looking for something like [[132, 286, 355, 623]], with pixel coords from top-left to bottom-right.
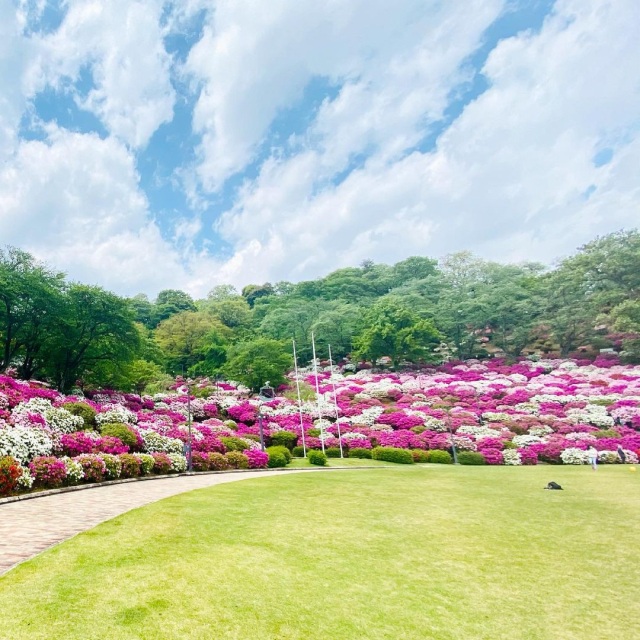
[[2, 230, 640, 393]]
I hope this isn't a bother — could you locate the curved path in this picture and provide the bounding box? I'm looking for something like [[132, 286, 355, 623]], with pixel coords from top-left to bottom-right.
[[0, 469, 320, 577]]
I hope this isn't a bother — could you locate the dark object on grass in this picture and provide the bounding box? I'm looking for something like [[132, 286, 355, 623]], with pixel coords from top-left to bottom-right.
[[545, 481, 563, 490]]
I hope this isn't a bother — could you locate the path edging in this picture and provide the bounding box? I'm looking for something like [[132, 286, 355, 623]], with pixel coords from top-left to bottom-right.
[[0, 465, 381, 506]]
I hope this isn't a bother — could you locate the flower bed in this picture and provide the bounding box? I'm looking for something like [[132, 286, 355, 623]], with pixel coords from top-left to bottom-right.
[[2, 357, 640, 495]]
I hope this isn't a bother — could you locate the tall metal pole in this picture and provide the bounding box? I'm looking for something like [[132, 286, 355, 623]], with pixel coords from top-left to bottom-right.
[[311, 332, 325, 453], [292, 339, 307, 458], [187, 381, 193, 472], [258, 409, 265, 451], [328, 344, 344, 458]]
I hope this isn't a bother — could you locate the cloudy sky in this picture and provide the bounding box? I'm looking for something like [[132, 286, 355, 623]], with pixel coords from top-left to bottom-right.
[[1, 0, 638, 298]]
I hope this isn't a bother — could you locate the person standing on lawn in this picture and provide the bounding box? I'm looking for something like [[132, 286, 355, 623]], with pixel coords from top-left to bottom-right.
[[617, 445, 626, 464], [587, 445, 598, 470]]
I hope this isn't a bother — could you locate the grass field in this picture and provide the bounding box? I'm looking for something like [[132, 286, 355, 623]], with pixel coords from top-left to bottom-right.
[[0, 465, 638, 639]]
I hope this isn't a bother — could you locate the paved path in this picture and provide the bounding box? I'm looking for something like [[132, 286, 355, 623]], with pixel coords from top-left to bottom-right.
[[0, 469, 315, 577]]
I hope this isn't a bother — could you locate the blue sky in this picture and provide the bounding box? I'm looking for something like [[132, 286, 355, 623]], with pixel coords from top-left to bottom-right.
[[1, 0, 638, 298]]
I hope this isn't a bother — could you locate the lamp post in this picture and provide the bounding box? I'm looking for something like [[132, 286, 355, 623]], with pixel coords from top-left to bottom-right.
[[257, 381, 274, 452], [184, 378, 193, 472]]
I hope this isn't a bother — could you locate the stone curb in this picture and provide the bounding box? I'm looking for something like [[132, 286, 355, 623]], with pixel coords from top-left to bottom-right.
[[0, 465, 382, 506]]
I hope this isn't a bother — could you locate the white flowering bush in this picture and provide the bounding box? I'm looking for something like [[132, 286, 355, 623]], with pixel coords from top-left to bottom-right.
[[452, 436, 476, 451], [481, 412, 513, 422], [62, 456, 84, 484], [12, 397, 53, 417], [44, 408, 84, 434], [566, 405, 614, 428], [502, 450, 522, 465], [512, 434, 544, 447], [16, 468, 34, 490], [95, 406, 138, 426], [0, 426, 54, 464], [457, 425, 501, 439], [560, 448, 589, 465], [528, 426, 554, 437], [168, 453, 187, 472], [140, 430, 184, 454], [597, 450, 619, 464]]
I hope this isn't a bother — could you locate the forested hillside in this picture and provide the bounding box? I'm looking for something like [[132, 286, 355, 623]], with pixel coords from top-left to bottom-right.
[[2, 230, 639, 392]]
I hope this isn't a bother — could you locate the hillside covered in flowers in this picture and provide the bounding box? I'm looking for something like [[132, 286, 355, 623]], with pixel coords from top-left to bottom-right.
[[1, 357, 639, 495]]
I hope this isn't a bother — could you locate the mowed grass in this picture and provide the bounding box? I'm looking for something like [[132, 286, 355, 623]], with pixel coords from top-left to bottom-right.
[[1, 465, 639, 640]]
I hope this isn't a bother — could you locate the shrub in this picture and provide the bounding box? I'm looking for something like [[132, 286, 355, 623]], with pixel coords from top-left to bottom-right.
[[62, 457, 84, 485], [207, 452, 230, 471], [100, 423, 140, 450], [168, 453, 187, 473], [223, 420, 238, 430], [372, 447, 414, 464], [99, 454, 122, 479], [136, 453, 155, 475], [458, 451, 486, 465], [292, 446, 305, 457], [119, 454, 141, 478], [0, 456, 22, 496], [325, 447, 342, 458], [592, 429, 620, 439], [410, 426, 426, 435], [61, 402, 97, 429], [29, 456, 67, 488], [429, 450, 453, 464], [245, 449, 269, 469], [151, 452, 173, 474], [190, 451, 210, 471], [502, 441, 518, 449], [75, 454, 107, 482], [270, 430, 297, 450], [220, 436, 249, 452], [59, 432, 97, 456], [411, 449, 430, 463], [225, 451, 249, 469], [349, 448, 373, 459], [307, 428, 321, 437], [308, 450, 327, 466], [267, 451, 288, 468], [266, 445, 291, 463]]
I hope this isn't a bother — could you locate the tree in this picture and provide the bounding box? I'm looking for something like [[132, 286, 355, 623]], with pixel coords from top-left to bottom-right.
[[153, 289, 196, 326], [43, 284, 140, 391], [154, 311, 231, 375], [128, 294, 155, 328], [353, 299, 443, 367], [241, 283, 274, 308], [222, 338, 292, 392], [0, 247, 65, 376]]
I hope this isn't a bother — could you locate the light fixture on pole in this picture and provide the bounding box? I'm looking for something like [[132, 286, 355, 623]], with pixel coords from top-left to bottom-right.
[[258, 381, 275, 452]]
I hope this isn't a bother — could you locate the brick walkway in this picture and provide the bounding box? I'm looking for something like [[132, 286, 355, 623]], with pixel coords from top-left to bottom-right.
[[0, 469, 315, 577]]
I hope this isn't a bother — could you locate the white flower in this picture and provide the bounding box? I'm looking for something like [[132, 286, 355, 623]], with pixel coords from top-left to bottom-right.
[[502, 450, 522, 466], [95, 406, 137, 425], [560, 448, 589, 465]]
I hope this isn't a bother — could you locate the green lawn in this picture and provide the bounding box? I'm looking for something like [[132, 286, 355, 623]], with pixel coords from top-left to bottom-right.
[[1, 465, 638, 639]]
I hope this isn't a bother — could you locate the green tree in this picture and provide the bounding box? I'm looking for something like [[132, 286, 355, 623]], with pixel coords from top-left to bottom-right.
[[154, 311, 231, 375], [222, 338, 292, 392], [43, 284, 140, 391], [353, 299, 442, 367], [153, 289, 196, 326], [0, 247, 66, 377]]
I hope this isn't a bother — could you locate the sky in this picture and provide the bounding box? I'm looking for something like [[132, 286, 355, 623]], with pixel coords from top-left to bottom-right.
[[0, 0, 638, 299]]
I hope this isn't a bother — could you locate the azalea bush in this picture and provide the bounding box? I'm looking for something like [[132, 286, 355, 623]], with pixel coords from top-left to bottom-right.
[[0, 455, 22, 496]]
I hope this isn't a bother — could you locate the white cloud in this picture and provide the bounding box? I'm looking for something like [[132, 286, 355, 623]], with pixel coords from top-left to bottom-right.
[[186, 0, 504, 191], [28, 0, 175, 148], [212, 0, 640, 286], [0, 127, 217, 297], [0, 2, 33, 160]]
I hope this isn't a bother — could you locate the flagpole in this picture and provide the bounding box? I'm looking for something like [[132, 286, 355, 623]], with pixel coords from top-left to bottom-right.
[[292, 338, 307, 458], [328, 344, 344, 458], [311, 331, 325, 453]]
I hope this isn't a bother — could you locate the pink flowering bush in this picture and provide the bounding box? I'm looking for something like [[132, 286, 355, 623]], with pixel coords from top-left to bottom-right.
[[245, 449, 269, 468], [29, 456, 67, 488]]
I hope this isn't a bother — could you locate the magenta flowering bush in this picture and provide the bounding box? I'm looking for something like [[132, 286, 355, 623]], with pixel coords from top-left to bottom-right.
[[29, 456, 67, 488], [245, 449, 269, 468], [75, 454, 107, 483]]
